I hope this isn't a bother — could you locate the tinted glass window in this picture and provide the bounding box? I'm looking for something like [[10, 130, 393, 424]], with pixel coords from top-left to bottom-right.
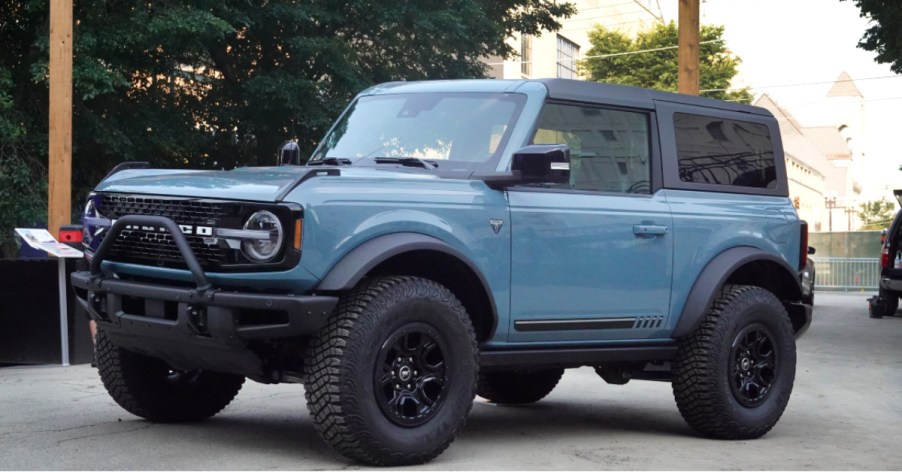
[[532, 103, 651, 194], [311, 93, 526, 171], [674, 113, 776, 188]]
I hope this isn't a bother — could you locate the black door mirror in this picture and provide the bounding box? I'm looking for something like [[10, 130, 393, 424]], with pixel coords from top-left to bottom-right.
[[279, 141, 301, 166], [476, 144, 570, 189], [808, 246, 816, 255], [511, 144, 570, 183]]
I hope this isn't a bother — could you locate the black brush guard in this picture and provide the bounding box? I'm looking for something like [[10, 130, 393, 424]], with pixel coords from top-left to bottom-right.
[[70, 215, 338, 376]]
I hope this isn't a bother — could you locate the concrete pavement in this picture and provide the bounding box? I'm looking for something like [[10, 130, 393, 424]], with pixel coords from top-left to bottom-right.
[[1, 291, 900, 470]]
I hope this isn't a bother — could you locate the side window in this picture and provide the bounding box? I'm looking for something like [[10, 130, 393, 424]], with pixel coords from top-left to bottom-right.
[[674, 112, 776, 188], [531, 103, 651, 194]]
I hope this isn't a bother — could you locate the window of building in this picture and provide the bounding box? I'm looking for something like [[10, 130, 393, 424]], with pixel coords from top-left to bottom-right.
[[531, 103, 651, 194], [674, 113, 776, 188], [520, 34, 532, 77], [556, 35, 579, 79]]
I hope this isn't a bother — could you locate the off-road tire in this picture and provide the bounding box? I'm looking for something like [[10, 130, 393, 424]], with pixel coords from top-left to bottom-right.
[[672, 285, 796, 439], [303, 276, 478, 466], [95, 329, 244, 422], [881, 289, 899, 316], [477, 368, 564, 404], [870, 290, 899, 318]]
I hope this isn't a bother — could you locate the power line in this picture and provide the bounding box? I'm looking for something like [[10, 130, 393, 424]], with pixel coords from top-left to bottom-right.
[[557, 8, 652, 23], [700, 75, 902, 94], [484, 40, 718, 66], [579, 39, 717, 61], [632, 0, 664, 21], [770, 96, 902, 107], [559, 18, 662, 32], [570, 1, 647, 13]]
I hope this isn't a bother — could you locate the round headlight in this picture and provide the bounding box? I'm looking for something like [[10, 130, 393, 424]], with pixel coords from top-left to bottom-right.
[[82, 193, 99, 248], [81, 197, 97, 247], [242, 211, 284, 262]]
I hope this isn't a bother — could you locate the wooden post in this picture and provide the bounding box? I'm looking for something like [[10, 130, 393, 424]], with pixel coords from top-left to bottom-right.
[[678, 0, 700, 96], [48, 0, 73, 234]]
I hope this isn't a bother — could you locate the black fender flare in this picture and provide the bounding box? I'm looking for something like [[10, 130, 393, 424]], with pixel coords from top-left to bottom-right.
[[672, 246, 803, 338], [315, 232, 498, 327]]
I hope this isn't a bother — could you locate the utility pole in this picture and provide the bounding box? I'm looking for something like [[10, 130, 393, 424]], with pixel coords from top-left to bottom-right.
[[678, 0, 700, 96], [48, 0, 73, 234]]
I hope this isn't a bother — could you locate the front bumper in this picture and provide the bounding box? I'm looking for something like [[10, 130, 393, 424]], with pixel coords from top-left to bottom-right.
[[71, 214, 338, 376]]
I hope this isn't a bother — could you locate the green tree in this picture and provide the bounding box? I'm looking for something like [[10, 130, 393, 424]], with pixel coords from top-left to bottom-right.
[[858, 197, 897, 230], [0, 67, 47, 257], [842, 0, 902, 73], [582, 22, 752, 103], [0, 0, 575, 257]]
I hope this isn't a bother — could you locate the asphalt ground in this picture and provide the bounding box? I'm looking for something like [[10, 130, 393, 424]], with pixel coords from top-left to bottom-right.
[[1, 291, 900, 470]]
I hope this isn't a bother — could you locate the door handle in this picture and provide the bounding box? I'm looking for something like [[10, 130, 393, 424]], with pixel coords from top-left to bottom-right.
[[633, 225, 668, 237]]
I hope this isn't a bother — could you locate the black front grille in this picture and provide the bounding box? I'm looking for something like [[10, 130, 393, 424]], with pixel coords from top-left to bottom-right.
[[110, 228, 228, 268], [101, 194, 228, 226], [97, 194, 237, 269]]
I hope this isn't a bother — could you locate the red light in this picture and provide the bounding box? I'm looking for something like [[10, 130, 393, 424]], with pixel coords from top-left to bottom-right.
[[59, 224, 83, 244], [882, 247, 890, 269], [59, 230, 82, 243]]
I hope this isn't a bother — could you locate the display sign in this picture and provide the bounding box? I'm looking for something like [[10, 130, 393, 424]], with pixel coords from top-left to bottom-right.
[[15, 228, 83, 258]]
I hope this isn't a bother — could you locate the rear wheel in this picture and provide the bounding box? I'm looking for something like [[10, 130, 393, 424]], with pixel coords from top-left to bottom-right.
[[672, 285, 796, 439], [870, 289, 899, 318], [95, 330, 244, 422], [477, 368, 564, 404]]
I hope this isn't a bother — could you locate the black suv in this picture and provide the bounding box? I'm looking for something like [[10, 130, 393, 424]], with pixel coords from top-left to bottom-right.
[[869, 189, 902, 318]]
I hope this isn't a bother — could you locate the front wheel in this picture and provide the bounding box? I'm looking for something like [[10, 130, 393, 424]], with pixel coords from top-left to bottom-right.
[[95, 330, 244, 422], [304, 276, 478, 466], [672, 285, 796, 439]]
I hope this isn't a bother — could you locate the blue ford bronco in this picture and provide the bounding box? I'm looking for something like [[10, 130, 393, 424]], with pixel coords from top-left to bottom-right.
[[71, 79, 812, 466]]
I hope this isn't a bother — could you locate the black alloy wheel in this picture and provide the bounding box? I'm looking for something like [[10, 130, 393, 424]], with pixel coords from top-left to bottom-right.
[[729, 324, 778, 407], [375, 323, 448, 427]]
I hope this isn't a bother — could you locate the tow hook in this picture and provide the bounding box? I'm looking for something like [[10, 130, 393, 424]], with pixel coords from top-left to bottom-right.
[[187, 304, 208, 335]]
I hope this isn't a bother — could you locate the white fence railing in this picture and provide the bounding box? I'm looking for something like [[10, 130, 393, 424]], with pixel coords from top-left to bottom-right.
[[810, 257, 880, 291]]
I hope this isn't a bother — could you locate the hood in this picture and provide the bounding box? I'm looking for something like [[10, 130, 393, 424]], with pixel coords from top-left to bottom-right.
[[96, 167, 332, 202], [95, 166, 444, 202]]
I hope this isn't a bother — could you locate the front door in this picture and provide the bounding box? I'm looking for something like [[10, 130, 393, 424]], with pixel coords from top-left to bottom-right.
[[508, 102, 673, 343]]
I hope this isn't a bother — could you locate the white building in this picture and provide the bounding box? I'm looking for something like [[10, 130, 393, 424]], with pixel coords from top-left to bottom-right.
[[754, 72, 865, 232], [486, 0, 663, 80]]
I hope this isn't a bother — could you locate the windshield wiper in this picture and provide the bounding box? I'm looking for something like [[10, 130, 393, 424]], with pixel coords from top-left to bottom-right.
[[373, 157, 439, 170], [308, 157, 353, 166]]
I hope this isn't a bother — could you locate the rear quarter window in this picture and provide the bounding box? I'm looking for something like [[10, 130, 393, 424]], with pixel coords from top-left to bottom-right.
[[674, 112, 776, 189]]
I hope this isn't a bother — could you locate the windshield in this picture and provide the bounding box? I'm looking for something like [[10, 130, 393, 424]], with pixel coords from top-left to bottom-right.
[[310, 92, 527, 170]]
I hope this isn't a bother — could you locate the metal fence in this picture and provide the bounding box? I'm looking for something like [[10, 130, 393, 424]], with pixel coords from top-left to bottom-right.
[[810, 257, 880, 291]]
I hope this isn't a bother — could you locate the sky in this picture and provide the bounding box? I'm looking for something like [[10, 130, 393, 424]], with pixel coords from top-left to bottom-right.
[[661, 0, 901, 202]]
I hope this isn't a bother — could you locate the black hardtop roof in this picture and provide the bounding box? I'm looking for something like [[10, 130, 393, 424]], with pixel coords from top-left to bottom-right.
[[359, 78, 773, 118], [537, 78, 772, 116]]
